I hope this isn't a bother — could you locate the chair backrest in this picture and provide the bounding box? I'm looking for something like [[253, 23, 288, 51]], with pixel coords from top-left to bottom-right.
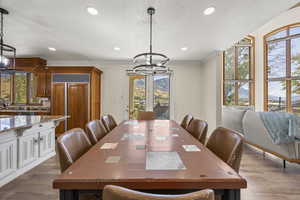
[[181, 114, 193, 129], [101, 115, 117, 132], [186, 119, 208, 144], [103, 185, 214, 200], [56, 128, 92, 172], [137, 111, 155, 120], [206, 127, 244, 172], [108, 114, 117, 128], [86, 120, 108, 145]]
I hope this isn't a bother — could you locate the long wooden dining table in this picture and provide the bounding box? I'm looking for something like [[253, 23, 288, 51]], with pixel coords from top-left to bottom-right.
[[53, 120, 247, 200]]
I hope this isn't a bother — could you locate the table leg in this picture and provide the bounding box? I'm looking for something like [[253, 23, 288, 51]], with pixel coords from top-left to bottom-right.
[[223, 189, 240, 200], [59, 190, 79, 200]]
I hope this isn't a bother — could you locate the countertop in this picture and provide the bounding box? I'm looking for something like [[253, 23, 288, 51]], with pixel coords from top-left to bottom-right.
[[0, 110, 50, 113], [0, 115, 68, 133]]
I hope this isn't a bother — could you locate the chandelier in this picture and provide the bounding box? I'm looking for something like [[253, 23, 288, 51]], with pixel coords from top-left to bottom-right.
[[0, 8, 16, 72], [127, 7, 171, 75]]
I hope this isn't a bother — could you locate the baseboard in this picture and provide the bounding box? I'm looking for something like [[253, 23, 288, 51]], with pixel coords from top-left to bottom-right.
[[0, 151, 56, 188]]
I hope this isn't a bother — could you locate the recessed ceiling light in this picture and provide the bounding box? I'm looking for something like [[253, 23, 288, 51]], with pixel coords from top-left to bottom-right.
[[203, 6, 216, 15], [87, 7, 98, 15], [114, 47, 121, 51], [48, 47, 56, 51], [181, 47, 188, 51]]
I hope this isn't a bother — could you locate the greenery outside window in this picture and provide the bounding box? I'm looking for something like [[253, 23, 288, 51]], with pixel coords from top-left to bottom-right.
[[223, 37, 255, 106], [265, 24, 300, 114], [14, 72, 27, 104]]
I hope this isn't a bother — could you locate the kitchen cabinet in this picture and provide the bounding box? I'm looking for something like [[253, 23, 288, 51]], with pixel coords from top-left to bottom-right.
[[13, 57, 50, 98], [18, 132, 39, 168], [19, 123, 55, 168], [0, 136, 17, 180], [35, 69, 51, 97], [39, 128, 55, 157], [49, 67, 102, 137], [0, 117, 63, 187]]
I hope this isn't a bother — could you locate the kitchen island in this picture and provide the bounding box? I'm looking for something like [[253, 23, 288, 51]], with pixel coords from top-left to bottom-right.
[[0, 115, 67, 187]]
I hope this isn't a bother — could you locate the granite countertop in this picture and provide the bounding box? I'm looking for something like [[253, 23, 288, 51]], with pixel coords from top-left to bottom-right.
[[0, 115, 68, 133]]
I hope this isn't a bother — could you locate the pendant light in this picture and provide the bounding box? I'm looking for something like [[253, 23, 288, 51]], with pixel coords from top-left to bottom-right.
[[0, 8, 16, 72], [127, 7, 171, 75]]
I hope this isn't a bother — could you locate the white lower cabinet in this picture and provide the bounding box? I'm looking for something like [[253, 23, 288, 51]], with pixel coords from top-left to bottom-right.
[[18, 132, 39, 168], [0, 123, 56, 187], [39, 129, 55, 157], [0, 138, 17, 180]]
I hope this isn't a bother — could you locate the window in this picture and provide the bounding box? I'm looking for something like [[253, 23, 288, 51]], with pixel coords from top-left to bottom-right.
[[14, 72, 28, 104], [153, 74, 170, 119], [265, 24, 300, 114], [0, 73, 12, 102], [129, 74, 171, 120], [223, 37, 255, 106], [129, 75, 146, 119], [0, 72, 40, 105]]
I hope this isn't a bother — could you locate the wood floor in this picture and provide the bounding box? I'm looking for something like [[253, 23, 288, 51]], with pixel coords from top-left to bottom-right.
[[0, 146, 299, 200]]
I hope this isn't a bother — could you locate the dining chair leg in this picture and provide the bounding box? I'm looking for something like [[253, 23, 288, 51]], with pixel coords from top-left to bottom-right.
[[60, 190, 79, 200], [223, 189, 240, 200]]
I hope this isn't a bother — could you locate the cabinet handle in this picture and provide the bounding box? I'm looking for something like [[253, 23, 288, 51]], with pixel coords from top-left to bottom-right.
[[40, 137, 44, 141], [34, 138, 39, 144], [39, 124, 43, 127]]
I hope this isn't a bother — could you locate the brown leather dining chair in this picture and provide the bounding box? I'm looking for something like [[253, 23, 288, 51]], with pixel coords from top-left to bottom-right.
[[101, 114, 117, 132], [103, 185, 215, 200], [186, 119, 208, 144], [86, 120, 108, 145], [181, 114, 193, 129], [206, 127, 244, 172], [108, 114, 118, 128], [137, 111, 155, 120], [56, 128, 92, 172]]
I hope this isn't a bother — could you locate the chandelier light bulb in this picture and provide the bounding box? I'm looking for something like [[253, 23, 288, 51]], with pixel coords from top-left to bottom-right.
[[0, 55, 10, 68]]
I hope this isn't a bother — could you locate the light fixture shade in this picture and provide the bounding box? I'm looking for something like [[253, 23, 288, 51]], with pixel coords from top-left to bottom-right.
[[127, 7, 171, 75], [0, 8, 16, 72]]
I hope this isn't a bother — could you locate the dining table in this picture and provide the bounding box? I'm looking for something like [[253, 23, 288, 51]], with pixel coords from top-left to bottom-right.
[[53, 120, 247, 200]]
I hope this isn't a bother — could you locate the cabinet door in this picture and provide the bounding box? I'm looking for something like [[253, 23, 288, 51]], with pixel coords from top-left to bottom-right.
[[51, 83, 66, 137], [18, 132, 39, 168], [0, 139, 17, 179], [36, 72, 46, 97], [45, 72, 52, 97], [67, 83, 89, 130], [39, 129, 55, 157]]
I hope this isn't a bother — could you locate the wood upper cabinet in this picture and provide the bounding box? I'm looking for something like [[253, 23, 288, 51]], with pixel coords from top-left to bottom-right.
[[14, 57, 51, 97], [35, 69, 51, 97], [14, 57, 47, 72]]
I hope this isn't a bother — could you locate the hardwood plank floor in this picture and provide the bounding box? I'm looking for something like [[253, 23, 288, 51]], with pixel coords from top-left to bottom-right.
[[0, 146, 299, 200]]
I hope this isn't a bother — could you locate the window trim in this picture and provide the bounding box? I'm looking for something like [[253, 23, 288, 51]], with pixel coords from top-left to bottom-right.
[[263, 22, 300, 112], [222, 36, 255, 106]]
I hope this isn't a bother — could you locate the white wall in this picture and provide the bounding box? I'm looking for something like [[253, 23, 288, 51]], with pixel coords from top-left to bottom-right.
[[251, 6, 300, 111], [48, 60, 204, 123], [200, 51, 223, 135]]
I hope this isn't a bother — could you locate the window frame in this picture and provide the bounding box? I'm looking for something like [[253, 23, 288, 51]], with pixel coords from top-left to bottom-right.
[[264, 23, 300, 112], [222, 36, 255, 106]]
